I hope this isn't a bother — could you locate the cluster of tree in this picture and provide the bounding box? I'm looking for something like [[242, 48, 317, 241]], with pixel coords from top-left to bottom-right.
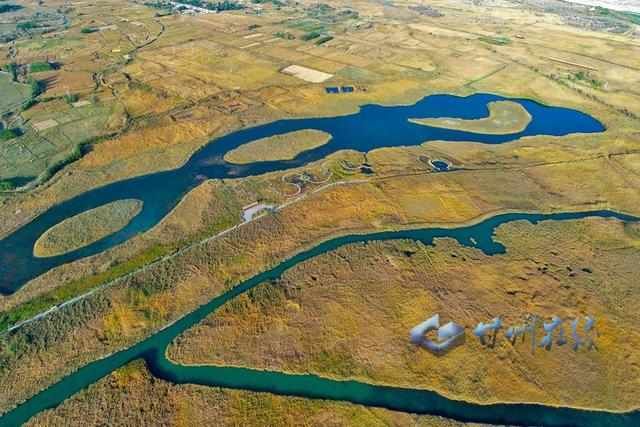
[[213, 0, 244, 10], [28, 77, 45, 97], [0, 127, 20, 141], [0, 3, 23, 14], [17, 20, 38, 31], [569, 71, 604, 89], [178, 0, 244, 12], [63, 92, 79, 104], [3, 62, 17, 81], [314, 35, 333, 45], [301, 31, 322, 41], [593, 6, 640, 25], [0, 180, 16, 191], [251, 0, 284, 6], [144, 0, 171, 9], [273, 31, 295, 40]]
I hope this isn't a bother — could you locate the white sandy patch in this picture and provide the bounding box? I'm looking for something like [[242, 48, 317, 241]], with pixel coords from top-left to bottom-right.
[[240, 42, 261, 49], [565, 0, 640, 13], [32, 119, 58, 132], [281, 64, 333, 83], [72, 100, 92, 108], [242, 203, 273, 222]]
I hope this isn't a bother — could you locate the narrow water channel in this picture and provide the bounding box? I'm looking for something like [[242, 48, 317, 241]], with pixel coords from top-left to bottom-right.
[[0, 93, 605, 294], [2, 210, 638, 426]]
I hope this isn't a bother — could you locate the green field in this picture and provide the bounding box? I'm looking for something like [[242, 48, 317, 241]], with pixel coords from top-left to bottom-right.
[[29, 61, 53, 73], [0, 72, 31, 113], [287, 19, 326, 33], [0, 101, 116, 186]]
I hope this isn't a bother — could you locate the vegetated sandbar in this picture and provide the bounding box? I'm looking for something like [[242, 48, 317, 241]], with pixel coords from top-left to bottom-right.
[[410, 101, 532, 135], [0, 93, 604, 295], [224, 129, 332, 164], [33, 199, 143, 258]]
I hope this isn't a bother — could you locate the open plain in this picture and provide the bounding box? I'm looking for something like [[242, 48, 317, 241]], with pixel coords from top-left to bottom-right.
[[1, 0, 640, 425]]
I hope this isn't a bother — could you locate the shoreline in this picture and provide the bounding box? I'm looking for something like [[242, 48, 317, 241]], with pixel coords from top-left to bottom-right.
[[565, 0, 640, 13]]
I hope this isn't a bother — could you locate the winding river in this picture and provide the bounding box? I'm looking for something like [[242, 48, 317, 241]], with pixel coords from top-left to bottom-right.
[[1, 210, 639, 426], [0, 93, 605, 294]]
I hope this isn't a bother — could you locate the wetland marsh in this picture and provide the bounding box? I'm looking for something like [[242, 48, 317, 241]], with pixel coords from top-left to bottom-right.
[[2, 210, 638, 427], [0, 93, 604, 294]]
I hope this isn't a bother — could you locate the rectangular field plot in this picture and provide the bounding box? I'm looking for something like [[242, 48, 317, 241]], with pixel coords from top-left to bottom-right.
[[32, 119, 59, 132], [0, 73, 31, 112], [131, 43, 289, 93], [281, 64, 333, 83], [0, 101, 117, 182]]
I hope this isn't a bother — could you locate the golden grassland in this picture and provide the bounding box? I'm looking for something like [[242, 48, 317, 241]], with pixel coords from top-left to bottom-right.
[[3, 152, 640, 414], [1, 103, 639, 402], [0, 173, 283, 314], [26, 361, 470, 427], [33, 199, 143, 258], [168, 218, 640, 411], [224, 129, 332, 164], [1, 0, 640, 420], [2, 0, 639, 237], [410, 101, 532, 135]]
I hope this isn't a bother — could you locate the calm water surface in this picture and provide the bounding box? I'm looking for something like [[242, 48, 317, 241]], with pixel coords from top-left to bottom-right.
[[0, 93, 605, 294]]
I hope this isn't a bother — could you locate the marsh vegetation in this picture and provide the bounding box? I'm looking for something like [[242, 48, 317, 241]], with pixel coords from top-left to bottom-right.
[[34, 199, 143, 258], [224, 129, 332, 164], [410, 101, 532, 135], [1, 0, 640, 423]]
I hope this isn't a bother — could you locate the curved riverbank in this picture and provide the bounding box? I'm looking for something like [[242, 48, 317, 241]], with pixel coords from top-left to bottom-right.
[[33, 199, 143, 258], [0, 93, 605, 295], [410, 100, 532, 135], [224, 129, 332, 164], [151, 357, 640, 427], [0, 210, 638, 426]]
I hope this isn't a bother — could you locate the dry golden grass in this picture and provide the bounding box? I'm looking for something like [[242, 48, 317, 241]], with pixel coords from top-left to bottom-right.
[[3, 157, 640, 415], [37, 71, 96, 97], [120, 86, 183, 118], [26, 360, 469, 427], [224, 129, 331, 164], [79, 108, 231, 170], [169, 217, 640, 411], [33, 199, 142, 258], [410, 101, 532, 135], [2, 0, 640, 420]]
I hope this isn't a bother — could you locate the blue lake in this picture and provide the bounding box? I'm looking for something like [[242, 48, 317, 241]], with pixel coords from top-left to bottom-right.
[[431, 159, 451, 171], [0, 93, 605, 294]]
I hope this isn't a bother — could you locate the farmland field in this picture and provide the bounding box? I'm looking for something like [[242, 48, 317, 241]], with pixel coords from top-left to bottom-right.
[[0, 100, 121, 187], [0, 72, 31, 113]]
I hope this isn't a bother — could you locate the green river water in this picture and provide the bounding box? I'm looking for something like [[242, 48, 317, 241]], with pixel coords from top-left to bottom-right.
[[2, 210, 639, 426]]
